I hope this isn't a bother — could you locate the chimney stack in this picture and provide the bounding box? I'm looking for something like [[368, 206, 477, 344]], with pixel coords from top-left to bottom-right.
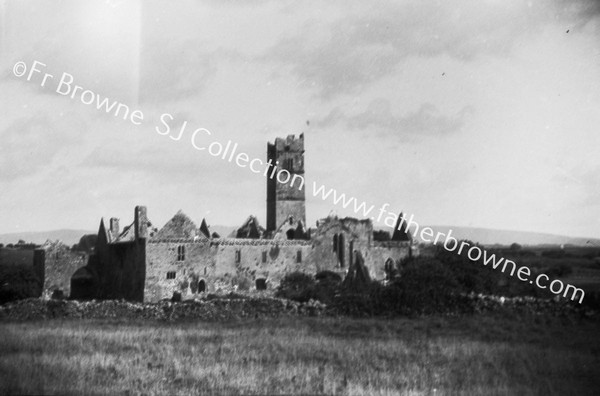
[[134, 206, 148, 239]]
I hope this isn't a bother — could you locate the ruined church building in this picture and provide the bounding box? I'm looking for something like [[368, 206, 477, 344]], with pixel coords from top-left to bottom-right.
[[38, 134, 414, 302]]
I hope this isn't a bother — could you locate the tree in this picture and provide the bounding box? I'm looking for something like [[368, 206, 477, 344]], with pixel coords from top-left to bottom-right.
[[71, 234, 97, 253], [0, 266, 42, 303], [394, 257, 459, 314], [433, 240, 501, 294], [510, 243, 522, 251], [276, 271, 316, 302]]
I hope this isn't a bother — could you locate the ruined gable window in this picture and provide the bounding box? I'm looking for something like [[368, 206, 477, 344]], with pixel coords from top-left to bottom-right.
[[235, 250, 241, 263], [166, 271, 176, 280], [333, 234, 338, 252], [296, 250, 302, 263], [262, 251, 267, 263], [286, 229, 295, 240], [177, 245, 185, 261]]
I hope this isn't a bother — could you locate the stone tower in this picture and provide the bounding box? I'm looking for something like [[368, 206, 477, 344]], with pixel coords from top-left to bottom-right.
[[266, 133, 306, 232]]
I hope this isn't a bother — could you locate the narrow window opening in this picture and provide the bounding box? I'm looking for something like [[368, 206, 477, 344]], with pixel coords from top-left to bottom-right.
[[282, 158, 294, 172], [177, 245, 185, 261], [337, 233, 345, 267]]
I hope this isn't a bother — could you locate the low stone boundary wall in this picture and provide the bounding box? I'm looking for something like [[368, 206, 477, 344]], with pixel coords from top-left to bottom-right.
[[0, 293, 594, 321], [0, 297, 327, 321], [462, 293, 594, 316]]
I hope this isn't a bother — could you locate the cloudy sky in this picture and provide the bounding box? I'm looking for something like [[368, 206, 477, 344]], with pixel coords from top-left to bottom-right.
[[1, 0, 599, 238]]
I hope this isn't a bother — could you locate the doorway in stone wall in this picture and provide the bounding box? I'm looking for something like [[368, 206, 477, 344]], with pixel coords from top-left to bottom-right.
[[255, 278, 267, 290], [198, 279, 206, 293]]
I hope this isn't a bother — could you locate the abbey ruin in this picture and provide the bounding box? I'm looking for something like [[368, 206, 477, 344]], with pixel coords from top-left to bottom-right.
[[37, 134, 414, 302]]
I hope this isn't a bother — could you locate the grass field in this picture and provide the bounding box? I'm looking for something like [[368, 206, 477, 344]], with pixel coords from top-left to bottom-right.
[[0, 313, 599, 395]]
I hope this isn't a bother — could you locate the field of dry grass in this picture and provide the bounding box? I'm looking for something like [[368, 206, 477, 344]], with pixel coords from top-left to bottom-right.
[[0, 313, 599, 395]]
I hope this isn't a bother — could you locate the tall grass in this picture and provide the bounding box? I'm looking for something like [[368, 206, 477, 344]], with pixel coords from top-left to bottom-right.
[[0, 314, 599, 395]]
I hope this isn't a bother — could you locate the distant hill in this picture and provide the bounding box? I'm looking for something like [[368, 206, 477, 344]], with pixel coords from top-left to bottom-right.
[[0, 230, 94, 246], [410, 226, 600, 247]]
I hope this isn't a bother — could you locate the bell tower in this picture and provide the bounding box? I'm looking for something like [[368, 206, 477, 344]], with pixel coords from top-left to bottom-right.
[[266, 133, 306, 232]]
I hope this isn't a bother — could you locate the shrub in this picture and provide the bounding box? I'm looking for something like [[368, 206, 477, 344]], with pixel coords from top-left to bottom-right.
[[367, 281, 403, 314], [541, 250, 567, 259], [276, 271, 315, 303], [312, 271, 342, 304], [0, 266, 42, 304], [315, 270, 342, 283], [171, 292, 182, 302], [330, 258, 460, 316], [433, 242, 501, 295], [395, 258, 460, 314], [581, 291, 600, 311], [71, 234, 97, 253], [545, 264, 573, 278], [231, 275, 252, 291], [331, 292, 375, 316]]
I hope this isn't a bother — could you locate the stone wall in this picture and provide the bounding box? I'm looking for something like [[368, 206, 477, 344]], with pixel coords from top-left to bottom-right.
[[367, 242, 411, 279], [88, 239, 146, 302], [310, 217, 411, 280], [0, 297, 329, 321], [311, 217, 372, 273], [145, 238, 315, 302], [145, 240, 217, 302], [36, 223, 411, 303], [37, 242, 88, 299]]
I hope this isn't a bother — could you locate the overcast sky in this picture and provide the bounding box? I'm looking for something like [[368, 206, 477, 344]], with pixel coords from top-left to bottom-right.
[[1, 0, 599, 238]]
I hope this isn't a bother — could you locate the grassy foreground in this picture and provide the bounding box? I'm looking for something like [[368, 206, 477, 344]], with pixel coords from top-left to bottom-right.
[[0, 314, 599, 395]]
